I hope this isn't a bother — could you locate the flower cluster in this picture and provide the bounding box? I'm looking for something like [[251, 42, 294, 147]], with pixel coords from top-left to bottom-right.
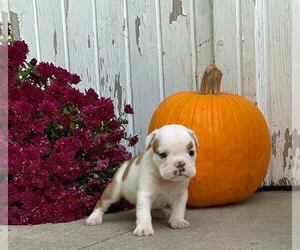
[[8, 39, 137, 225]]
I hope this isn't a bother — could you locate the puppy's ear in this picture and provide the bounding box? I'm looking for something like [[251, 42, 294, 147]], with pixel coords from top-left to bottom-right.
[[188, 129, 199, 148], [145, 129, 158, 150]]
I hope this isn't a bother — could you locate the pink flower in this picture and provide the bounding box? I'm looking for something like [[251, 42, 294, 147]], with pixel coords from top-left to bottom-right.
[[54, 113, 72, 130], [30, 58, 37, 66], [94, 158, 109, 172], [110, 130, 125, 142], [108, 119, 124, 129], [84, 88, 98, 103], [81, 98, 114, 129], [86, 178, 101, 191], [124, 104, 134, 114], [8, 40, 28, 68], [128, 135, 139, 147], [77, 160, 90, 174], [37, 100, 57, 116], [19, 81, 44, 105], [36, 62, 81, 85], [72, 129, 93, 149]]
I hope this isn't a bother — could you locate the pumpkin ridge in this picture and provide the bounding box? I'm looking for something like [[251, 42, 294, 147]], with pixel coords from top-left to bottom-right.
[[223, 94, 242, 201], [228, 95, 253, 194], [160, 94, 190, 127], [206, 95, 214, 205], [200, 95, 206, 202], [244, 100, 265, 187], [189, 93, 203, 133], [190, 93, 201, 125], [235, 96, 270, 188], [210, 95, 216, 206], [215, 95, 226, 204], [188, 94, 202, 203], [173, 95, 196, 124]]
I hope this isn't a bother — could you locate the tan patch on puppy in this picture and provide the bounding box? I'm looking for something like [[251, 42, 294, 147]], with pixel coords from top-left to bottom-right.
[[146, 136, 155, 150], [93, 179, 116, 211], [136, 154, 143, 165], [122, 155, 138, 181], [187, 141, 194, 150], [188, 130, 199, 148], [152, 138, 160, 153]]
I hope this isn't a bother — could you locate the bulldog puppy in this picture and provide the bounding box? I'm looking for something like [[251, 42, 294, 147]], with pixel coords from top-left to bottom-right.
[[86, 124, 198, 237]]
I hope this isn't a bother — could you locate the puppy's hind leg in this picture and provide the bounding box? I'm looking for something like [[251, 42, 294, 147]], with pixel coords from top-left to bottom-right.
[[86, 175, 122, 226]]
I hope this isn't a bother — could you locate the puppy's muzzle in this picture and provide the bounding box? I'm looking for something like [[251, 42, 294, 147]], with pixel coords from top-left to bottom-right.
[[176, 161, 185, 172], [173, 161, 187, 176]]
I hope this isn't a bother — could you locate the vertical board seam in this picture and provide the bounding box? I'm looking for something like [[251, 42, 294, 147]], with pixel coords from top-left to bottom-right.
[[291, 0, 300, 184], [155, 0, 165, 100], [235, 0, 243, 95], [61, 0, 70, 70], [123, 0, 135, 154], [32, 0, 40, 61], [254, 0, 272, 185], [91, 0, 100, 95], [211, 0, 215, 63], [264, 0, 272, 185], [189, 0, 197, 91]]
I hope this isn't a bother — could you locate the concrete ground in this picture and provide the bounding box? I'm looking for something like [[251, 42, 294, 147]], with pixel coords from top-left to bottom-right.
[[9, 191, 292, 250]]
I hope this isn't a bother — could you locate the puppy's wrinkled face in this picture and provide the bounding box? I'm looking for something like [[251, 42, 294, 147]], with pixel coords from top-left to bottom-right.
[[146, 125, 198, 182]]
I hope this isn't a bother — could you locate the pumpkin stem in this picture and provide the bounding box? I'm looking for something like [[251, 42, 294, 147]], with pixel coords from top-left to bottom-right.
[[200, 64, 223, 95]]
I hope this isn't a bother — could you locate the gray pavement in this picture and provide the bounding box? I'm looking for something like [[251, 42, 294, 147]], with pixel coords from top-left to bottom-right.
[[8, 191, 292, 250]]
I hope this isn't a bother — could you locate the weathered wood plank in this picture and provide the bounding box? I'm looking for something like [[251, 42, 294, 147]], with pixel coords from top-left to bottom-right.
[[8, 0, 38, 59], [194, 0, 214, 90], [267, 0, 292, 186], [240, 0, 256, 103], [94, 0, 128, 116], [160, 0, 194, 96], [65, 0, 98, 92], [35, 0, 65, 67], [213, 0, 240, 93], [0, 0, 9, 39], [254, 0, 272, 185], [0, 0, 9, 16], [292, 0, 300, 185], [127, 0, 161, 152]]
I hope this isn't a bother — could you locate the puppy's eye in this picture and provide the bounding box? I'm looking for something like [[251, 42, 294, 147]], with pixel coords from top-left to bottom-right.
[[158, 152, 167, 158], [189, 150, 195, 157]]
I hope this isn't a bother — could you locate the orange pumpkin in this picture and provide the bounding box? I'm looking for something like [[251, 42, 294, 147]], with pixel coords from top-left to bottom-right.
[[149, 64, 271, 207]]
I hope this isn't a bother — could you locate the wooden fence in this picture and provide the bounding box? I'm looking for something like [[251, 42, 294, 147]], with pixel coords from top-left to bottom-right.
[[6, 0, 299, 186]]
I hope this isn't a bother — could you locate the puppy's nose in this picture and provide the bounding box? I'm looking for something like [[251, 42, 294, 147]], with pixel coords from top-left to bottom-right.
[[176, 161, 185, 169]]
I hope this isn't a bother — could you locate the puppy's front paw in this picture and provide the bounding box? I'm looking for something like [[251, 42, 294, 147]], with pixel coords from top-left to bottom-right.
[[133, 224, 154, 237], [169, 218, 191, 229], [86, 212, 102, 226]]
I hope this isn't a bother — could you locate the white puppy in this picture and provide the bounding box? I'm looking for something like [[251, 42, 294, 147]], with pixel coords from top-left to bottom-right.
[[86, 124, 198, 237]]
